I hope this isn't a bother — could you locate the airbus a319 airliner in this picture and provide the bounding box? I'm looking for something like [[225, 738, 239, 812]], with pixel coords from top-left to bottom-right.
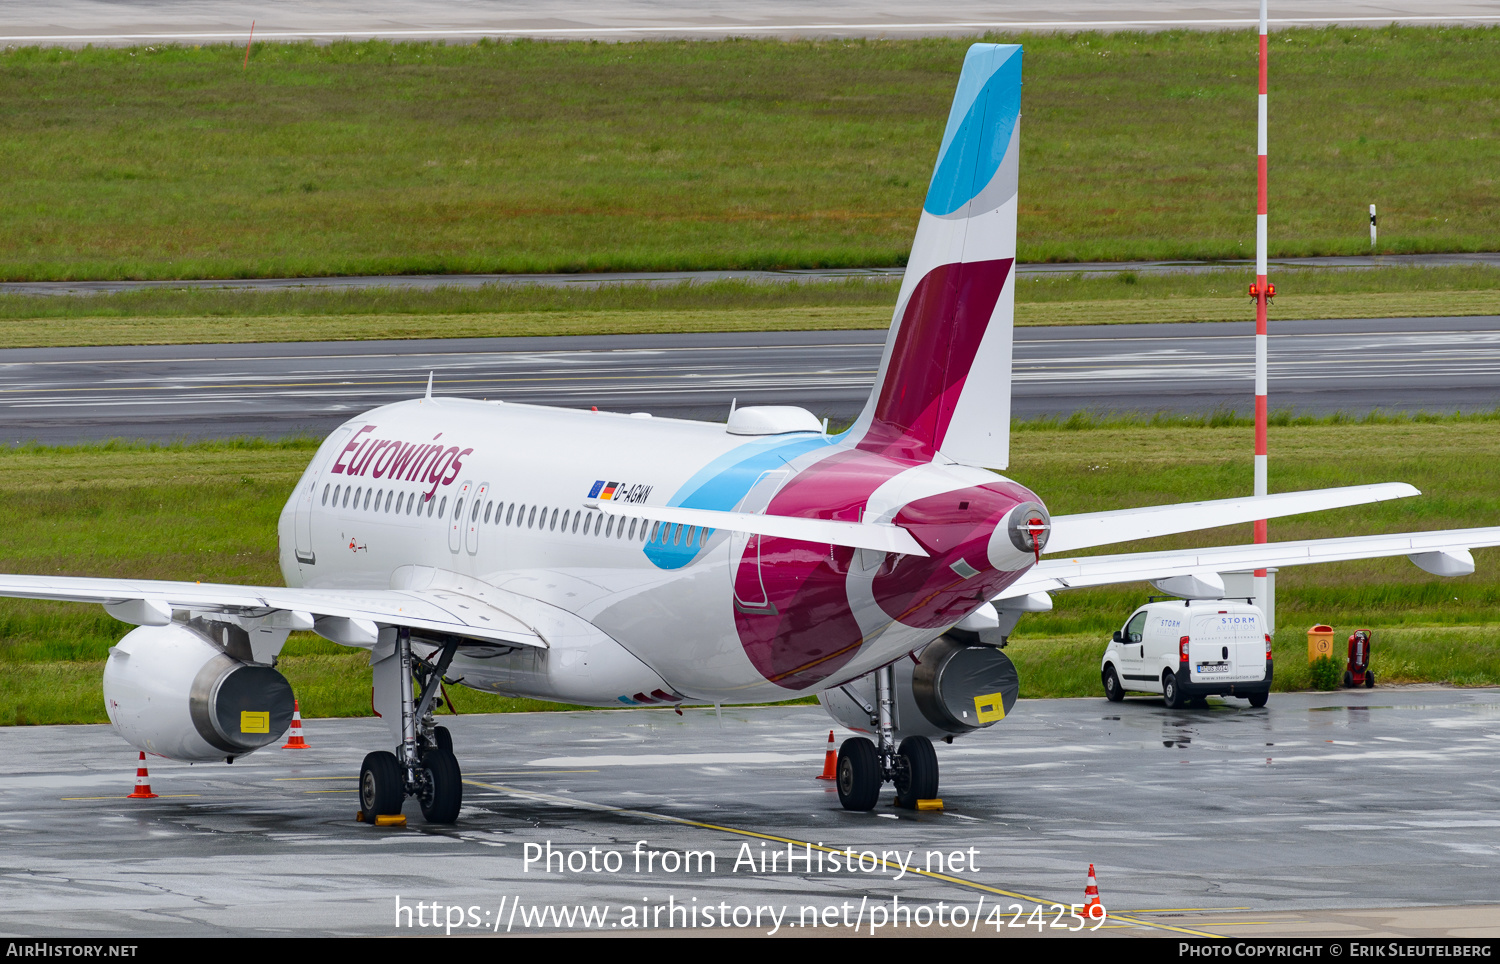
[[4, 44, 1497, 820]]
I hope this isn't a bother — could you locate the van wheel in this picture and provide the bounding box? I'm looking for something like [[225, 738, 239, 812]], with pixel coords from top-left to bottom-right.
[[1162, 670, 1186, 709], [1102, 665, 1124, 702], [1248, 692, 1269, 708]]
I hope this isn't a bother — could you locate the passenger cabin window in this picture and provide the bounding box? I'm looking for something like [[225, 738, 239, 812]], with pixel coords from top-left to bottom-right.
[[438, 497, 447, 518], [321, 484, 330, 506], [484, 501, 493, 523]]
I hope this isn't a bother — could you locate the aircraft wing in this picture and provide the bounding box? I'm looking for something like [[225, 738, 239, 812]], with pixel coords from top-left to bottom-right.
[[999, 525, 1500, 598], [1045, 482, 1420, 554], [0, 567, 546, 650], [592, 500, 928, 556]]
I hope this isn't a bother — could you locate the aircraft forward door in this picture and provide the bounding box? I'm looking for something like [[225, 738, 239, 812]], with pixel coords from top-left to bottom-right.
[[294, 425, 352, 567], [447, 480, 473, 553], [465, 482, 490, 555], [730, 469, 787, 614]]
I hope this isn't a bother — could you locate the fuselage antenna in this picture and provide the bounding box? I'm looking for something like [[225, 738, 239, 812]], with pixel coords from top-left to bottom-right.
[[425, 371, 434, 401]]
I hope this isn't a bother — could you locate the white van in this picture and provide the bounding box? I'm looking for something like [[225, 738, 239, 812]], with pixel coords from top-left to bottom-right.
[[1101, 600, 1273, 708]]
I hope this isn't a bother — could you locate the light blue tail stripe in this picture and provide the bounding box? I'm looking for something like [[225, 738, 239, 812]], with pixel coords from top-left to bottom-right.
[[922, 44, 1022, 218]]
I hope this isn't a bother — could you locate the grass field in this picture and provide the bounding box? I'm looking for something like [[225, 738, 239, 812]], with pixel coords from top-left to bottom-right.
[[0, 264, 1496, 347], [2, 28, 1497, 281], [0, 417, 1496, 724]]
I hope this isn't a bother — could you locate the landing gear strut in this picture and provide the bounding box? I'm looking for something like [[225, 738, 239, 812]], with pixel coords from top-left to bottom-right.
[[360, 629, 464, 825], [835, 663, 940, 812]]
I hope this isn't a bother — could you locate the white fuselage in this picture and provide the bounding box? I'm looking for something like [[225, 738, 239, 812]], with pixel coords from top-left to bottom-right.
[[276, 397, 1033, 706]]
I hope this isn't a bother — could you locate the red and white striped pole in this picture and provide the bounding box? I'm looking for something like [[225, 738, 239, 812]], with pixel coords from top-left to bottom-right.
[[1253, 0, 1270, 606]]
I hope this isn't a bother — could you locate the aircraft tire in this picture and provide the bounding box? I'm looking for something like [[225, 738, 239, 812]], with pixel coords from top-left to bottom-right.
[[417, 748, 463, 824], [433, 725, 453, 756], [836, 738, 881, 812], [360, 751, 404, 817], [894, 736, 939, 809]]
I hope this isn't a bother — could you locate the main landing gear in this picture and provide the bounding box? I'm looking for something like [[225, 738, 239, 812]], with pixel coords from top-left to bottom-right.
[[359, 629, 463, 825], [835, 663, 940, 812]]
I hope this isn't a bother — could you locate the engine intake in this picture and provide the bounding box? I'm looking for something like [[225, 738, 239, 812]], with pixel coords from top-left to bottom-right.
[[818, 634, 1020, 740], [103, 621, 295, 762]]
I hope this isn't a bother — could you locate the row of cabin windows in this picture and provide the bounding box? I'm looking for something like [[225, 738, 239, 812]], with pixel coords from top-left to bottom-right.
[[323, 482, 446, 519], [320, 483, 712, 549]]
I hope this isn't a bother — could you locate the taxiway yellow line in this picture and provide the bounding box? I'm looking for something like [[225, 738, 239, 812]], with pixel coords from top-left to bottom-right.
[[462, 777, 1226, 939]]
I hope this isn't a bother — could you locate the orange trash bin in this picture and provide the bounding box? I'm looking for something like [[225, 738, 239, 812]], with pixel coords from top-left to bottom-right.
[[1307, 624, 1336, 663]]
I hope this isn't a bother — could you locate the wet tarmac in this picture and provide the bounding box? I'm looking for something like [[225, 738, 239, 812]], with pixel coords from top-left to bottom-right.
[[0, 688, 1496, 937]]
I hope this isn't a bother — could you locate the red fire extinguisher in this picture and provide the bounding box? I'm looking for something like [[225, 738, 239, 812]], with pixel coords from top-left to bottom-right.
[[1345, 630, 1374, 688]]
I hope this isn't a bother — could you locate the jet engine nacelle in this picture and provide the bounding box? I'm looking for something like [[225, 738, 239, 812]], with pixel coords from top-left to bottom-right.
[[102, 621, 296, 762], [818, 635, 1020, 741]]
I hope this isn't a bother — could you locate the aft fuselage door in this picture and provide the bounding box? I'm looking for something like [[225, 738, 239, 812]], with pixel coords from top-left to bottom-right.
[[295, 425, 353, 567], [447, 479, 473, 553], [730, 469, 788, 614], [466, 482, 491, 555]]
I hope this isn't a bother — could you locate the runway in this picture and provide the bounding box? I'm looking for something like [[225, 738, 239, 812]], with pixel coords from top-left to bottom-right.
[[6, 253, 1499, 298], [1, 316, 1497, 444], [5, 1, 1498, 46], [1, 690, 1495, 937]]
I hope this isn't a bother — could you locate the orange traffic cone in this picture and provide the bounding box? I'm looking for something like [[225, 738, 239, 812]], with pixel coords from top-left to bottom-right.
[[816, 731, 837, 781], [127, 751, 158, 799], [1083, 864, 1103, 918], [281, 699, 310, 749]]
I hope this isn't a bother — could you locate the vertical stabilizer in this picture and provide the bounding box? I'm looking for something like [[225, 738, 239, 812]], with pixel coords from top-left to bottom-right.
[[851, 44, 1020, 469]]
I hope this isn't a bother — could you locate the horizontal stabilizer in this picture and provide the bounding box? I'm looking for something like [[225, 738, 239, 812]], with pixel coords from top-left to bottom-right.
[[1045, 482, 1420, 554], [1001, 524, 1500, 598], [592, 500, 928, 557]]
